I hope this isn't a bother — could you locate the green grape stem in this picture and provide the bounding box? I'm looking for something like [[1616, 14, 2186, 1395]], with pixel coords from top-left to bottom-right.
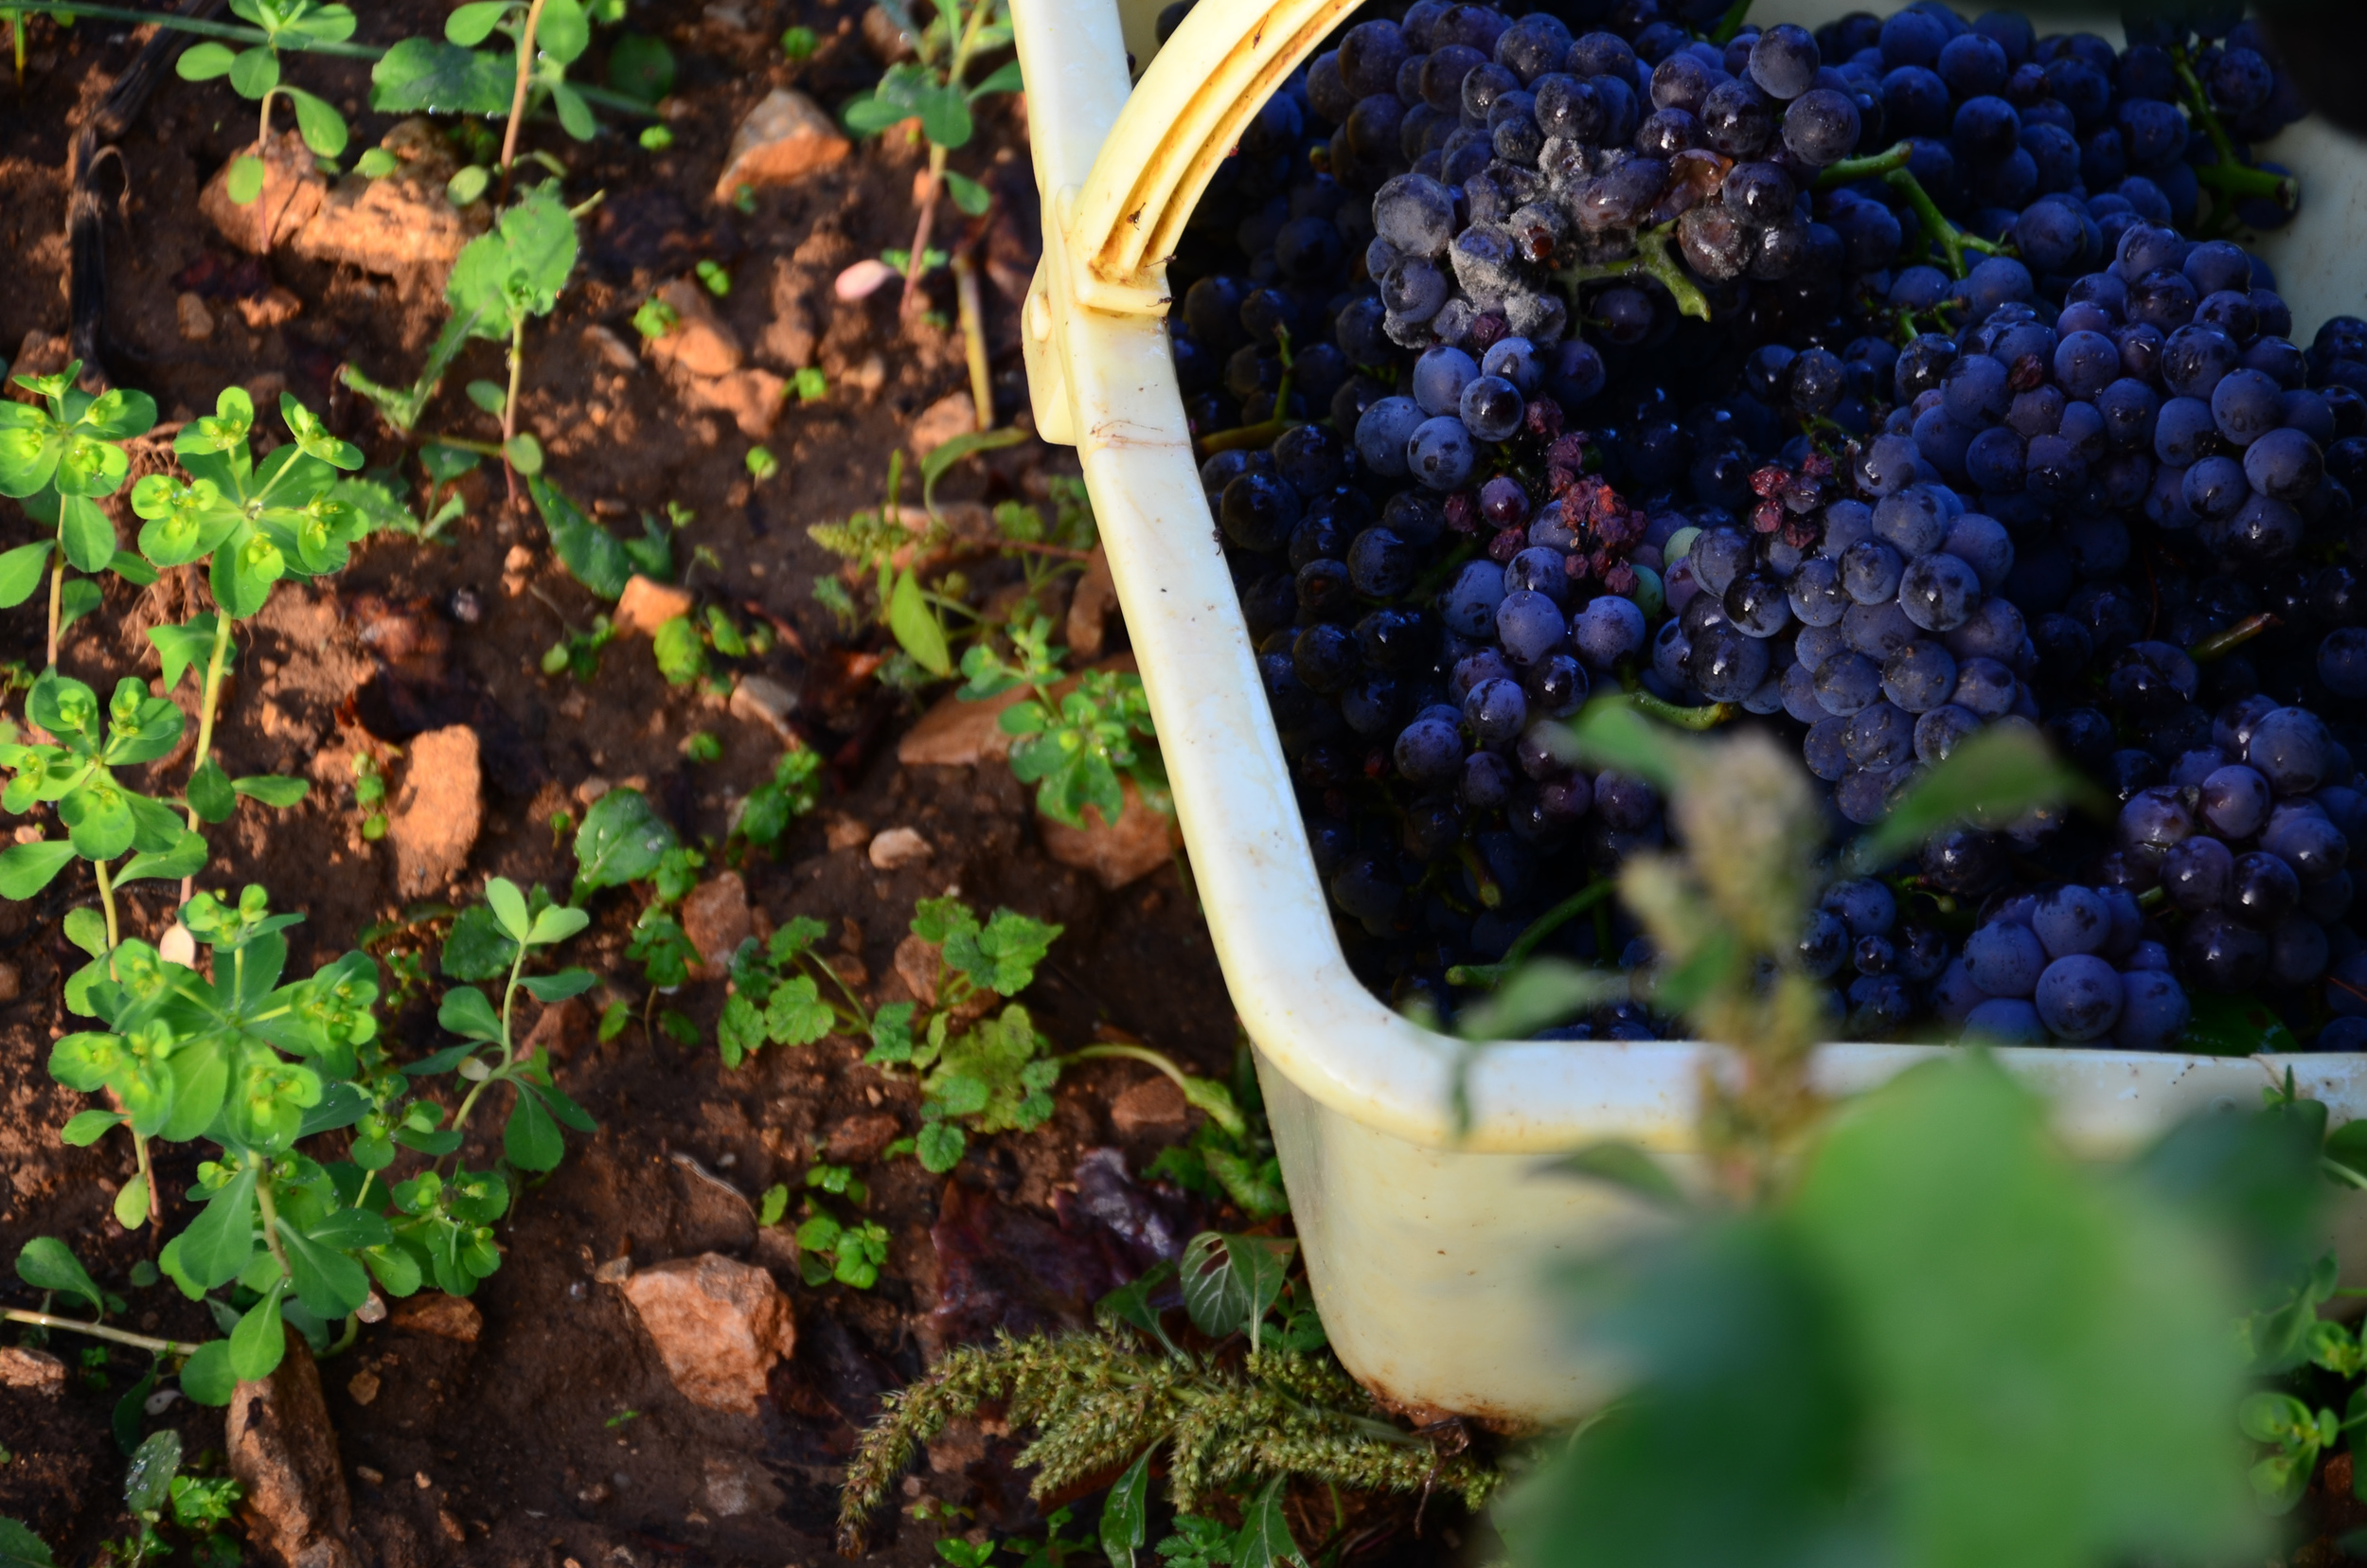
[[1558, 223, 1711, 323], [1446, 881, 1618, 988], [1816, 141, 2007, 279], [1626, 690, 1736, 730]]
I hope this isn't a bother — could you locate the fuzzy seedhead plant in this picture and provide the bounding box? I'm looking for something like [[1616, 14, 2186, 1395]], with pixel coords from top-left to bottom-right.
[[841, 1230, 1498, 1557], [176, 0, 357, 205]]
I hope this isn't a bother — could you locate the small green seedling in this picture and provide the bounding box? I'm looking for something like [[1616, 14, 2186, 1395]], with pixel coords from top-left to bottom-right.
[[779, 23, 815, 59], [733, 747, 824, 850], [632, 295, 679, 339], [792, 365, 828, 403], [176, 0, 356, 205], [443, 186, 579, 484], [839, 0, 1021, 301], [959, 617, 1162, 829], [637, 124, 673, 151], [371, 0, 599, 178], [352, 753, 388, 839], [746, 445, 779, 481], [682, 731, 721, 764], [0, 361, 159, 667], [696, 258, 730, 296]]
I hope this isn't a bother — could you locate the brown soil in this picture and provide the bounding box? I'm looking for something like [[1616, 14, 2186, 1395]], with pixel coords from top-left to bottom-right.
[[0, 7, 1459, 1565]]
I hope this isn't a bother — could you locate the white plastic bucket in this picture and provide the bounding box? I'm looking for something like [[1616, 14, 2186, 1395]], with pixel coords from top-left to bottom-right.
[[1007, 0, 2367, 1422]]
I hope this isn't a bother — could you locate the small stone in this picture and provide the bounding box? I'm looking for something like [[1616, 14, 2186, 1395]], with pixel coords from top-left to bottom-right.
[[645, 278, 744, 379], [200, 130, 325, 253], [238, 285, 304, 330], [593, 1256, 632, 1285], [680, 873, 753, 973], [387, 727, 482, 899], [615, 575, 697, 636], [0, 1346, 63, 1393], [867, 827, 932, 870], [229, 1332, 365, 1568], [728, 675, 800, 744], [672, 365, 787, 438], [824, 815, 870, 851], [893, 933, 938, 1007], [176, 293, 216, 342], [584, 324, 640, 373], [825, 1113, 902, 1164], [702, 1456, 782, 1518], [713, 88, 851, 204], [909, 392, 979, 458], [849, 353, 889, 396], [388, 1292, 482, 1344], [347, 1370, 381, 1406], [294, 118, 486, 282], [575, 776, 614, 806], [1039, 776, 1178, 890], [0, 960, 21, 1003], [835, 258, 898, 302], [617, 1254, 794, 1416], [353, 1466, 383, 1486], [1066, 545, 1117, 662], [1110, 1075, 1190, 1135], [760, 260, 817, 369]]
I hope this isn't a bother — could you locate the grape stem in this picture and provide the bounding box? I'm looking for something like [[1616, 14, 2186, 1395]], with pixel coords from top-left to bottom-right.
[[1557, 224, 1711, 324], [2189, 612, 2280, 662], [1622, 690, 1735, 730], [1446, 881, 1618, 989], [1815, 142, 2008, 280], [2170, 45, 2298, 216]]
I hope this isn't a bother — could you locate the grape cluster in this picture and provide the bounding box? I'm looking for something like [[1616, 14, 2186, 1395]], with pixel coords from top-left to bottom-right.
[[1165, 0, 2361, 1052]]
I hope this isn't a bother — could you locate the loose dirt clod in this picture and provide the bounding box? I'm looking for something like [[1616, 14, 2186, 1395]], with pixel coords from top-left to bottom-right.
[[1039, 777, 1178, 890], [910, 392, 980, 457], [387, 726, 483, 898], [616, 1253, 795, 1416], [615, 574, 699, 636], [228, 1332, 364, 1568], [713, 88, 852, 203], [681, 872, 754, 974], [176, 293, 215, 342], [728, 674, 800, 744], [388, 1293, 484, 1344], [645, 278, 745, 378], [826, 1112, 903, 1163], [1109, 1076, 1190, 1135], [0, 1346, 63, 1393]]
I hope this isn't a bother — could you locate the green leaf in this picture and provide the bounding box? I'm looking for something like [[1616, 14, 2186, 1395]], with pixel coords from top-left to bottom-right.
[[355, 147, 400, 178], [62, 907, 107, 958], [1849, 725, 2106, 872], [437, 986, 504, 1042], [1453, 958, 1628, 1042], [116, 830, 207, 885], [485, 878, 532, 941], [0, 1522, 51, 1568], [1231, 1477, 1308, 1568], [187, 757, 237, 824], [606, 31, 674, 101], [466, 379, 506, 415], [537, 0, 590, 62], [764, 975, 835, 1046], [61, 1109, 123, 1146], [916, 1120, 965, 1173], [226, 1281, 289, 1381], [967, 57, 1023, 98], [0, 840, 77, 899], [1100, 1447, 1153, 1568], [530, 475, 633, 599], [551, 80, 596, 140], [572, 787, 678, 894], [446, 186, 578, 331], [506, 1084, 565, 1170], [226, 45, 278, 98], [919, 425, 1027, 513], [521, 967, 596, 1001], [2181, 992, 2302, 1057], [177, 1166, 258, 1290], [16, 1238, 103, 1315], [0, 541, 51, 608], [106, 549, 158, 587], [285, 87, 348, 157], [1548, 1140, 1692, 1210], [121, 1429, 181, 1514], [176, 1341, 236, 1406], [149, 615, 223, 691], [943, 169, 991, 217], [277, 1219, 369, 1319], [443, 0, 510, 45], [757, 1183, 789, 1227], [503, 432, 545, 475], [1789, 1054, 2254, 1568], [227, 154, 265, 205], [59, 493, 116, 571], [442, 903, 520, 980], [370, 37, 515, 116], [232, 775, 309, 807], [176, 40, 237, 79], [54, 578, 101, 635], [526, 905, 592, 947], [652, 615, 708, 686], [1179, 1233, 1293, 1347], [888, 568, 952, 676], [447, 164, 490, 206]]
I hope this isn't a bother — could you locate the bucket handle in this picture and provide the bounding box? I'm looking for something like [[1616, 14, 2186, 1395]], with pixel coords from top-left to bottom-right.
[[1064, 0, 1362, 313]]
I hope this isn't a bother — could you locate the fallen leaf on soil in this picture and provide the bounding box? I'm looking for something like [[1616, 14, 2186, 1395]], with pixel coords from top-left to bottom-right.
[[681, 872, 754, 975], [229, 1330, 364, 1568], [1109, 1076, 1190, 1136], [894, 933, 939, 1006], [618, 1254, 795, 1416], [387, 726, 482, 899], [0, 1346, 62, 1393], [868, 827, 932, 870], [614, 575, 697, 636], [910, 392, 980, 458], [728, 674, 800, 744], [826, 1112, 903, 1164], [1066, 544, 1117, 661], [714, 87, 850, 204], [388, 1293, 483, 1344], [1038, 775, 1178, 890]]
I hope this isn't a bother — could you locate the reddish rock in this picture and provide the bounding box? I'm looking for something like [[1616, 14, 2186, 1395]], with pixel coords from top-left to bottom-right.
[[614, 574, 696, 636], [525, 997, 593, 1063], [681, 872, 754, 975], [200, 130, 325, 254], [228, 1332, 363, 1568], [618, 1254, 795, 1416], [713, 88, 851, 203], [0, 1346, 62, 1393], [644, 278, 744, 379], [388, 1293, 482, 1344], [867, 827, 932, 870], [1110, 1075, 1190, 1135], [1039, 777, 1179, 890]]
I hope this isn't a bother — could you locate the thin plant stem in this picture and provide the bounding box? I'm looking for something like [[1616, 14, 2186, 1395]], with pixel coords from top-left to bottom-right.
[[899, 143, 949, 315], [94, 857, 119, 952], [1626, 689, 1736, 729], [499, 0, 552, 196], [500, 312, 526, 503], [11, 9, 24, 83], [253, 1173, 294, 1275], [181, 610, 237, 834], [0, 1309, 201, 1357], [952, 249, 991, 432], [44, 549, 62, 668], [128, 1131, 153, 1231], [1445, 881, 1619, 989]]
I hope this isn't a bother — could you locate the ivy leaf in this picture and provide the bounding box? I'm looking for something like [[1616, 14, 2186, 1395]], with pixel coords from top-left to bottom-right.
[[718, 994, 764, 1068], [572, 787, 678, 895], [763, 975, 835, 1047], [943, 908, 1061, 996], [16, 1237, 103, 1316]]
